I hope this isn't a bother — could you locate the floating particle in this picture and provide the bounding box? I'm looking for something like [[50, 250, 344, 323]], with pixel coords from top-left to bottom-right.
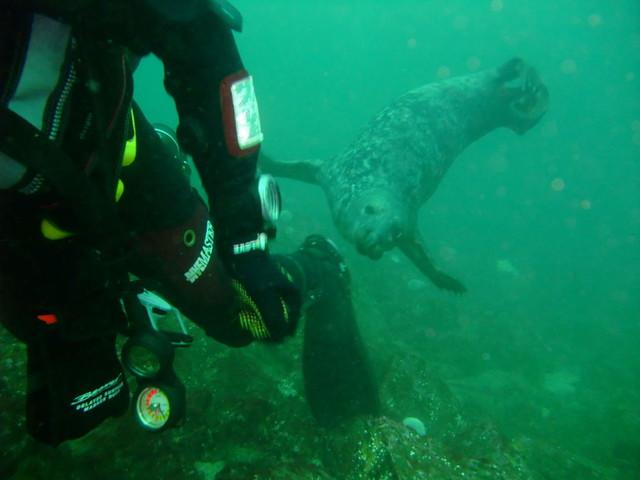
[[407, 38, 417, 49], [496, 258, 520, 277], [587, 14, 602, 27], [541, 120, 559, 138], [490, 0, 504, 12], [389, 253, 402, 264], [606, 237, 620, 249], [86, 79, 101, 93], [436, 66, 451, 79], [279, 209, 293, 222], [439, 245, 457, 262], [579, 199, 592, 210], [466, 56, 481, 71], [550, 178, 565, 192], [561, 59, 577, 75], [408, 278, 427, 291], [488, 153, 509, 173], [569, 15, 581, 26], [452, 16, 469, 31]]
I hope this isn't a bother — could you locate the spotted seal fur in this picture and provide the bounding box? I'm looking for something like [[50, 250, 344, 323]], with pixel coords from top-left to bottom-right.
[[262, 58, 549, 292]]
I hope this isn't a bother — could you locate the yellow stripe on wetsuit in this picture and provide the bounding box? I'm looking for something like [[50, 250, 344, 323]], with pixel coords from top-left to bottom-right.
[[121, 107, 137, 167], [233, 280, 271, 340], [41, 109, 137, 240]]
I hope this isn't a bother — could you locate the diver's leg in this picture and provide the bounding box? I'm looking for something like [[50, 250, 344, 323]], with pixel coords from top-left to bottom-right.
[[0, 217, 129, 445], [25, 331, 128, 445]]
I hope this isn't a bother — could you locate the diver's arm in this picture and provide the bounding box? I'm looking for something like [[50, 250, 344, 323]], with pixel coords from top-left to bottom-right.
[[143, 9, 301, 341], [149, 10, 261, 253]]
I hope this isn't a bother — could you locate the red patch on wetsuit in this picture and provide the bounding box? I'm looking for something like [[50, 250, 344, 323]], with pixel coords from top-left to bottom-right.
[[37, 314, 58, 325]]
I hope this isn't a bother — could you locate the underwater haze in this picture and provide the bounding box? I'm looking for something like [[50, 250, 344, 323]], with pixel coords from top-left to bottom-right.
[[138, 0, 640, 477], [2, 1, 639, 479]]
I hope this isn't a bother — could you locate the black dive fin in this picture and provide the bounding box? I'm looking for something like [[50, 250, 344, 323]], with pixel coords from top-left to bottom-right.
[[397, 232, 467, 294], [259, 153, 322, 185], [301, 239, 379, 427]]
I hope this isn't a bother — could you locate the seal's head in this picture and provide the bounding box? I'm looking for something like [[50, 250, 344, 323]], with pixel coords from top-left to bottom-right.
[[495, 58, 549, 134], [336, 189, 409, 259]]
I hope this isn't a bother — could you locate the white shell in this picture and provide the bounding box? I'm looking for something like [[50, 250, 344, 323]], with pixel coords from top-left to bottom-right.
[[402, 416, 427, 436]]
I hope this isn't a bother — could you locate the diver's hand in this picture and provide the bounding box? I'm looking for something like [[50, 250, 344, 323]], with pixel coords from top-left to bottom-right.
[[230, 251, 301, 340], [431, 270, 467, 294]]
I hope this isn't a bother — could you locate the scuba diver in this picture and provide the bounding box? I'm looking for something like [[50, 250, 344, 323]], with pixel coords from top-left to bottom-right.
[[0, 0, 378, 446]]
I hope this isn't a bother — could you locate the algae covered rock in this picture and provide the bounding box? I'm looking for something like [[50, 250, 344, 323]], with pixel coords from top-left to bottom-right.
[[319, 415, 535, 480], [378, 352, 466, 439]]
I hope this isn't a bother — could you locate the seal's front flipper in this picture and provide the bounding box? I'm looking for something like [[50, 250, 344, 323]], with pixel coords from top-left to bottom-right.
[[288, 236, 380, 427], [259, 153, 322, 185], [398, 233, 467, 294]]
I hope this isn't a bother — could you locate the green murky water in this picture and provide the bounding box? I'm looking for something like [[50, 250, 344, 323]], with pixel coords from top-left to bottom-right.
[[2, 1, 638, 479]]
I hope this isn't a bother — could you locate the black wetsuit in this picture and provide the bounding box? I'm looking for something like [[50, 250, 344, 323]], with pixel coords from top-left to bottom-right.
[[0, 0, 302, 444]]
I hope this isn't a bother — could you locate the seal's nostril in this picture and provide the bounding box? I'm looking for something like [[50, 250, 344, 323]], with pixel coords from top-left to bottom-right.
[[364, 205, 376, 215]]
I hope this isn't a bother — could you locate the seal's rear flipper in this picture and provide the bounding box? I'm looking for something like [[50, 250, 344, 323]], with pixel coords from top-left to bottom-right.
[[259, 153, 322, 185], [296, 236, 380, 427], [398, 233, 467, 294]]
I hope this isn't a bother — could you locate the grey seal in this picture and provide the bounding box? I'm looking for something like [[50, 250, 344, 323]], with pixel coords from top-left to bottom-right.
[[262, 58, 549, 292]]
